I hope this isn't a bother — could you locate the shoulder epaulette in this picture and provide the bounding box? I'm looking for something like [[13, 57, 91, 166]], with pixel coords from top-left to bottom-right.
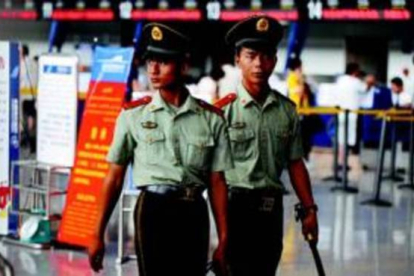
[[197, 99, 224, 116], [214, 93, 237, 109], [123, 96, 152, 110], [274, 90, 296, 107]]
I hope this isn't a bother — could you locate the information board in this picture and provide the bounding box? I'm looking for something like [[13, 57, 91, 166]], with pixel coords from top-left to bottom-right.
[[37, 55, 78, 167]]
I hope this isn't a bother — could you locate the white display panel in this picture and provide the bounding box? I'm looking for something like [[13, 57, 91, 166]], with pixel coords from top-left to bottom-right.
[[37, 55, 78, 167]]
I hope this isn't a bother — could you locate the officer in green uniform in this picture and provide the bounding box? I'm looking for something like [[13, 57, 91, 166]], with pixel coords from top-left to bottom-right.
[[88, 23, 233, 276], [216, 16, 319, 276]]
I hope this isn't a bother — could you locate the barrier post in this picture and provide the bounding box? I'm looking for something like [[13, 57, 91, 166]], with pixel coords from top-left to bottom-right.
[[398, 114, 414, 191], [361, 116, 393, 207], [322, 111, 341, 182], [383, 120, 404, 182]]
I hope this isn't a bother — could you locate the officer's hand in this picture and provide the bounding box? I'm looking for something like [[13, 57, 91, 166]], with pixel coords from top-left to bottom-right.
[[302, 209, 319, 244], [88, 237, 105, 272], [213, 243, 229, 276]]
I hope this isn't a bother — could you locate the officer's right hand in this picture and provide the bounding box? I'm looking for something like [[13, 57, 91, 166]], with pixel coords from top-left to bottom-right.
[[302, 209, 319, 244], [88, 237, 105, 272]]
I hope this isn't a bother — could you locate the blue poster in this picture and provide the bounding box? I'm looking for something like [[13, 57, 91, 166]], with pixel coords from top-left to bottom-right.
[[0, 42, 19, 236]]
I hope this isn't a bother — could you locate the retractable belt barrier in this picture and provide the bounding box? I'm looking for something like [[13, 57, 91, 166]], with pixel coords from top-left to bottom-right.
[[361, 112, 414, 207], [297, 107, 413, 200]]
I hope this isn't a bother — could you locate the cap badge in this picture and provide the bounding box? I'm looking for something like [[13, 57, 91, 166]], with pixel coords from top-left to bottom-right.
[[256, 18, 269, 32], [151, 26, 163, 41]]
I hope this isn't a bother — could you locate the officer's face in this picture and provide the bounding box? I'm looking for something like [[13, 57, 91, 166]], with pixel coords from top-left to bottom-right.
[[147, 57, 186, 90], [236, 47, 277, 86]]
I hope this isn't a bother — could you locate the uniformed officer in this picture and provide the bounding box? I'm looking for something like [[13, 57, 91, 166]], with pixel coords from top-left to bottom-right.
[[215, 16, 319, 276], [88, 23, 233, 276]]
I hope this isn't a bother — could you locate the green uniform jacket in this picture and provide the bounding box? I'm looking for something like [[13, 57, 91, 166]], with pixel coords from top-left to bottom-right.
[[222, 83, 304, 190], [107, 91, 234, 187]]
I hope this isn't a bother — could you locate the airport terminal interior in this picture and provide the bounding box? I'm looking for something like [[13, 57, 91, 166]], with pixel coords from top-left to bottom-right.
[[2, 152, 414, 276], [1, 1, 414, 276]]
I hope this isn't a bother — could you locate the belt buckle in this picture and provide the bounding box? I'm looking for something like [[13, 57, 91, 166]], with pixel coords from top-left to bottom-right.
[[260, 196, 275, 212], [182, 187, 196, 202]]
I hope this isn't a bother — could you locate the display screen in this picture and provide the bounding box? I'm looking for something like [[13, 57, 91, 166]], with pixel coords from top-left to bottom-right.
[[0, 0, 37, 19], [0, 1, 410, 21], [1, 0, 27, 9]]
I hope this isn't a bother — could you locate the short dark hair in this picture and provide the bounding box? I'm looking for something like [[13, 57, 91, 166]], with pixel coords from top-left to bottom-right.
[[210, 66, 224, 81], [345, 63, 360, 75], [391, 77, 403, 87], [288, 58, 302, 70], [144, 52, 186, 65], [235, 43, 276, 57], [22, 44, 29, 57]]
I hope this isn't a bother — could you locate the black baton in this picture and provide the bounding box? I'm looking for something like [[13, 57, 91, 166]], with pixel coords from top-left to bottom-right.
[[309, 240, 326, 276], [295, 203, 326, 276]]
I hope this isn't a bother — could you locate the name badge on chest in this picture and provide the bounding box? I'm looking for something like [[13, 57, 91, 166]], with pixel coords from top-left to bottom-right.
[[141, 121, 158, 129], [231, 122, 246, 129]]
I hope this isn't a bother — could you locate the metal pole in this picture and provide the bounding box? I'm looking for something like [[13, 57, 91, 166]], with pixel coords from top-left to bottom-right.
[[383, 121, 404, 181], [322, 112, 341, 182], [45, 167, 52, 219], [334, 112, 340, 181], [390, 122, 397, 178], [399, 114, 414, 190], [361, 116, 393, 207], [343, 109, 349, 189]]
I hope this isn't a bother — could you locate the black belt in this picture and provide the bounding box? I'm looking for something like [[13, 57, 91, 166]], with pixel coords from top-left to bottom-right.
[[229, 187, 282, 212], [142, 185, 205, 201]]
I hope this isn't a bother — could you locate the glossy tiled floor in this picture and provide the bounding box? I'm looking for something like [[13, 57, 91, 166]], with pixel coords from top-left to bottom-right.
[[1, 148, 414, 276]]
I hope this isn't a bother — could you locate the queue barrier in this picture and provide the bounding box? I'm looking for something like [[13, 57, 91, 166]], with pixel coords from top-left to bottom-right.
[[361, 114, 414, 207], [297, 107, 413, 198]]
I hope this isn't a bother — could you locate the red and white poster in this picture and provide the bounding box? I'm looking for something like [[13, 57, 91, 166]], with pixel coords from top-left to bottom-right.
[[58, 47, 134, 246]]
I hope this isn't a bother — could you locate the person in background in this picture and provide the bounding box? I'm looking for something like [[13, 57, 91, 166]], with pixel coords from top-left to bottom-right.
[[130, 51, 142, 93], [287, 57, 309, 108], [335, 63, 366, 166], [360, 74, 378, 109], [287, 57, 318, 161], [19, 44, 37, 96], [401, 68, 414, 102], [390, 77, 411, 108], [21, 100, 37, 154], [359, 74, 395, 169], [196, 64, 225, 103], [336, 62, 366, 111], [218, 63, 241, 99]]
